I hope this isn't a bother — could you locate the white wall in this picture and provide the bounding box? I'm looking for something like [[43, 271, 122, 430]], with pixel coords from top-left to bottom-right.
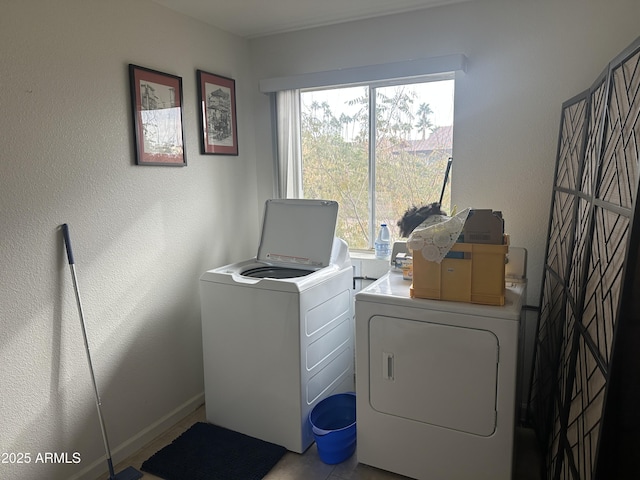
[[2, 0, 639, 478], [249, 0, 640, 305], [0, 1, 258, 479]]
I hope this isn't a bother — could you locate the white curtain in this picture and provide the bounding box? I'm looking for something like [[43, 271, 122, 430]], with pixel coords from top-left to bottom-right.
[[276, 89, 302, 199]]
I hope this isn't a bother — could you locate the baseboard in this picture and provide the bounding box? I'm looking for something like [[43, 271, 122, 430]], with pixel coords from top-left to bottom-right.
[[70, 392, 205, 480]]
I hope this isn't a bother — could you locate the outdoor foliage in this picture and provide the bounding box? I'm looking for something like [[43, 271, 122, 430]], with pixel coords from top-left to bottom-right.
[[301, 86, 452, 250]]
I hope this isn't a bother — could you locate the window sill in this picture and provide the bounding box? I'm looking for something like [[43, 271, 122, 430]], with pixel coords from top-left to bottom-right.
[[349, 250, 392, 282]]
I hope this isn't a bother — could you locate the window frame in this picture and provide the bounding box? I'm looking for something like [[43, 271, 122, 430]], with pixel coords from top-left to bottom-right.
[[261, 55, 466, 250]]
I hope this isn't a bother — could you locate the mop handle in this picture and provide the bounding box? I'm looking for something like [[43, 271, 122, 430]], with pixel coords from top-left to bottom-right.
[[439, 157, 453, 206], [62, 223, 75, 265], [61, 224, 116, 478]]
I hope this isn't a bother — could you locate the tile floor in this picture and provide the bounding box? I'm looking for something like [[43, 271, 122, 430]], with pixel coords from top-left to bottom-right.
[[100, 404, 542, 480]]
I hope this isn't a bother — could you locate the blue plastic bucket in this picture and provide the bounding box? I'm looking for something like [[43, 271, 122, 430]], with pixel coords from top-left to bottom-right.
[[309, 392, 356, 464]]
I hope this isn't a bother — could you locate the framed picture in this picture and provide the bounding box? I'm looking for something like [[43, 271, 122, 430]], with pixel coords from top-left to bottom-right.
[[129, 64, 186, 166], [197, 70, 238, 155]]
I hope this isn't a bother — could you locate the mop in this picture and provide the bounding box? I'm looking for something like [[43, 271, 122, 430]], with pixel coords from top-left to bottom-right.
[[61, 224, 143, 480], [396, 157, 453, 238]]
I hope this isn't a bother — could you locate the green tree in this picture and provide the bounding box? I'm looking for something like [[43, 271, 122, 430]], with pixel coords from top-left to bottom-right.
[[301, 85, 451, 249], [416, 103, 434, 140]]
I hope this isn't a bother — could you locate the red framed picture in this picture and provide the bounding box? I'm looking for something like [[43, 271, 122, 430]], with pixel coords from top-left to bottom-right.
[[197, 70, 238, 156], [129, 64, 186, 166]]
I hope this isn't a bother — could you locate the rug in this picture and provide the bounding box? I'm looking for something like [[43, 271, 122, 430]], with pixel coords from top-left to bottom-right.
[[141, 422, 287, 480]]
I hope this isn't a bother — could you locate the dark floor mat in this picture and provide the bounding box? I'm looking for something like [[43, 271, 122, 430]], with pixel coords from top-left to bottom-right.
[[141, 422, 287, 480]]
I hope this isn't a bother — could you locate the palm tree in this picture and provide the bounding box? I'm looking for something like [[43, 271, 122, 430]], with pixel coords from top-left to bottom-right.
[[415, 103, 434, 140]]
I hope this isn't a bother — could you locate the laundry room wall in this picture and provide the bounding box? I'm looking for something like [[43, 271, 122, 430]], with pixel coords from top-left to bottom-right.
[[248, 0, 640, 307], [0, 1, 258, 479]]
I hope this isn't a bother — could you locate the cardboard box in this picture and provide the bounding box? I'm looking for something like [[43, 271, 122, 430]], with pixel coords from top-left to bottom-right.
[[462, 209, 504, 245], [410, 235, 509, 306]]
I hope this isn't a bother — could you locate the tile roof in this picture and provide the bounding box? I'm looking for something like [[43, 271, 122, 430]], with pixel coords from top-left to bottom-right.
[[402, 125, 453, 152]]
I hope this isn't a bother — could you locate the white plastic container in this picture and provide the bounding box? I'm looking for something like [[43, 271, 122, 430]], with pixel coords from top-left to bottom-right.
[[374, 224, 391, 260]]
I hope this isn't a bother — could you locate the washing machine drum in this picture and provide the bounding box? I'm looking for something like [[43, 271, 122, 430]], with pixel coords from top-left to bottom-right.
[[241, 266, 314, 279]]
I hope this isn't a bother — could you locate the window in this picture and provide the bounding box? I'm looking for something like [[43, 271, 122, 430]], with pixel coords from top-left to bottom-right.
[[299, 77, 455, 250]]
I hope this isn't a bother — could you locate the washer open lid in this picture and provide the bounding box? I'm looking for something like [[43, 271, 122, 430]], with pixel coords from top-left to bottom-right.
[[256, 199, 338, 269]]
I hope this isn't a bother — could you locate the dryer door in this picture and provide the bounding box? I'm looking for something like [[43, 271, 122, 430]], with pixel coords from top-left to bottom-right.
[[369, 315, 499, 436]]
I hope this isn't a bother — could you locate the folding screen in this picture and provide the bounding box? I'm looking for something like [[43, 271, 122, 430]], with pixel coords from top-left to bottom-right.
[[529, 36, 640, 479]]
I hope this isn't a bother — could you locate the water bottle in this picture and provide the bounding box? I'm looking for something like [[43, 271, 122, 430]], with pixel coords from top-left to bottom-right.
[[374, 223, 391, 260]]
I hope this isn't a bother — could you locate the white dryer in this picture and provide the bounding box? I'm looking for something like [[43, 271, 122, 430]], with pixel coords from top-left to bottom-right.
[[355, 271, 525, 480], [199, 199, 354, 453]]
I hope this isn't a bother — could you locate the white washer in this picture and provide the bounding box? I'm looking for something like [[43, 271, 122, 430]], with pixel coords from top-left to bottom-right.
[[355, 271, 525, 480], [200, 199, 354, 453]]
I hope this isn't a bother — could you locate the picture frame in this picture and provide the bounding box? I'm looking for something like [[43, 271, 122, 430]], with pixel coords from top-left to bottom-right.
[[129, 64, 186, 166], [197, 70, 238, 155]]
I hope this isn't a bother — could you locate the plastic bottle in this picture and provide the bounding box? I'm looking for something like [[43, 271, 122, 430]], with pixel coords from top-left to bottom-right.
[[374, 223, 391, 260]]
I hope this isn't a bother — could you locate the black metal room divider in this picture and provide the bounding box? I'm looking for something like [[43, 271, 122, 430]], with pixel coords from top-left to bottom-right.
[[529, 36, 640, 479]]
